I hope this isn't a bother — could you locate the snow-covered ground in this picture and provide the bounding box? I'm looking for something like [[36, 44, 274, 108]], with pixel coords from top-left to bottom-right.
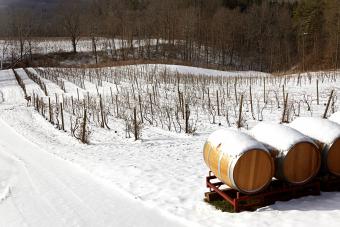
[[1, 66, 340, 227], [0, 118, 190, 227], [0, 69, 191, 227], [142, 64, 270, 77], [0, 69, 24, 104]]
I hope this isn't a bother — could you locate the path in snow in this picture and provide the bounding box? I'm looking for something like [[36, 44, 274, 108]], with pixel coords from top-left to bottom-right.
[[0, 118, 190, 227], [0, 70, 25, 104]]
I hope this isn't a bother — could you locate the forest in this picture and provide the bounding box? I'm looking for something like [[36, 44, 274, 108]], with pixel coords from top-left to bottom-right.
[[0, 0, 339, 72]]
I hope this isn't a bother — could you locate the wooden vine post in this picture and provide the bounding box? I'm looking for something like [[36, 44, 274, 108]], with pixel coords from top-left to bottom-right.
[[134, 107, 138, 141], [49, 97, 52, 123], [249, 84, 255, 120], [181, 93, 185, 120], [41, 97, 44, 117], [282, 93, 289, 123], [237, 94, 244, 128], [76, 88, 79, 101], [139, 95, 143, 123], [82, 105, 87, 143], [216, 90, 220, 116], [323, 90, 334, 119], [263, 78, 266, 104], [316, 79, 319, 105], [149, 93, 154, 123], [99, 95, 105, 128], [60, 102, 65, 131], [71, 96, 75, 115], [234, 79, 238, 104], [115, 94, 119, 117], [185, 103, 190, 134]]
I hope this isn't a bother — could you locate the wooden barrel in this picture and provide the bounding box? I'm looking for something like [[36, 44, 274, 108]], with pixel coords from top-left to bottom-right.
[[203, 129, 274, 194], [250, 122, 321, 185], [290, 117, 340, 176]]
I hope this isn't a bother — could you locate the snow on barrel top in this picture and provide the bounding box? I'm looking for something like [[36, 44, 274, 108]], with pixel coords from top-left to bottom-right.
[[290, 117, 340, 176], [206, 128, 269, 157], [290, 117, 340, 144], [329, 112, 340, 125], [250, 122, 316, 154]]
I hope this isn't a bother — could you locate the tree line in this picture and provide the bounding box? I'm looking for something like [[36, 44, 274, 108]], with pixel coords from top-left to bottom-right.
[[0, 0, 339, 72]]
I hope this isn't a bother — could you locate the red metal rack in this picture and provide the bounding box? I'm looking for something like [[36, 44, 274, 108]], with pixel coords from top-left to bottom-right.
[[205, 171, 321, 212], [318, 174, 340, 192]]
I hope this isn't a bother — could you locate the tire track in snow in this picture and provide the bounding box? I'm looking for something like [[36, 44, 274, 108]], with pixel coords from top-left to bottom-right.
[[0, 148, 17, 204]]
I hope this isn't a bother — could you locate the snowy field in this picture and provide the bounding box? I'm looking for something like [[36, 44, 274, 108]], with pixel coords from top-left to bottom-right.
[[1, 65, 340, 226]]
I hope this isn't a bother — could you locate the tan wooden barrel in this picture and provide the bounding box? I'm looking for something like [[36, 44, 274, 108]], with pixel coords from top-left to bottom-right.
[[327, 139, 340, 176], [203, 129, 274, 194], [250, 122, 321, 185], [290, 117, 340, 176]]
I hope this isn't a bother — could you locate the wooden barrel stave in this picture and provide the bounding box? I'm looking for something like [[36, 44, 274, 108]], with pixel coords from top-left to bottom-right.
[[282, 142, 320, 184], [326, 139, 340, 176]]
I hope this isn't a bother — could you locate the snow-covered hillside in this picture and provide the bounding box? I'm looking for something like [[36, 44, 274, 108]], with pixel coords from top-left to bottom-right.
[[0, 69, 191, 227], [1, 66, 340, 227]]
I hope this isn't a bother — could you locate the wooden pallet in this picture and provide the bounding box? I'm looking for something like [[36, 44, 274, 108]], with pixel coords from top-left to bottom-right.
[[205, 172, 321, 212]]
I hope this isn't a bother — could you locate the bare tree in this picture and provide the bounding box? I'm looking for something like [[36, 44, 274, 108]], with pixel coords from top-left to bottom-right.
[[59, 0, 83, 53], [10, 8, 34, 61]]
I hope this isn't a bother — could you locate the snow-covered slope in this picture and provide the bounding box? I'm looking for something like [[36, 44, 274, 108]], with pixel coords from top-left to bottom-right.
[[26, 67, 65, 96], [0, 151, 14, 203], [0, 118, 190, 227], [14, 68, 45, 97], [108, 64, 270, 77], [154, 64, 269, 77], [0, 69, 25, 104], [1, 103, 340, 227], [1, 67, 340, 227]]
